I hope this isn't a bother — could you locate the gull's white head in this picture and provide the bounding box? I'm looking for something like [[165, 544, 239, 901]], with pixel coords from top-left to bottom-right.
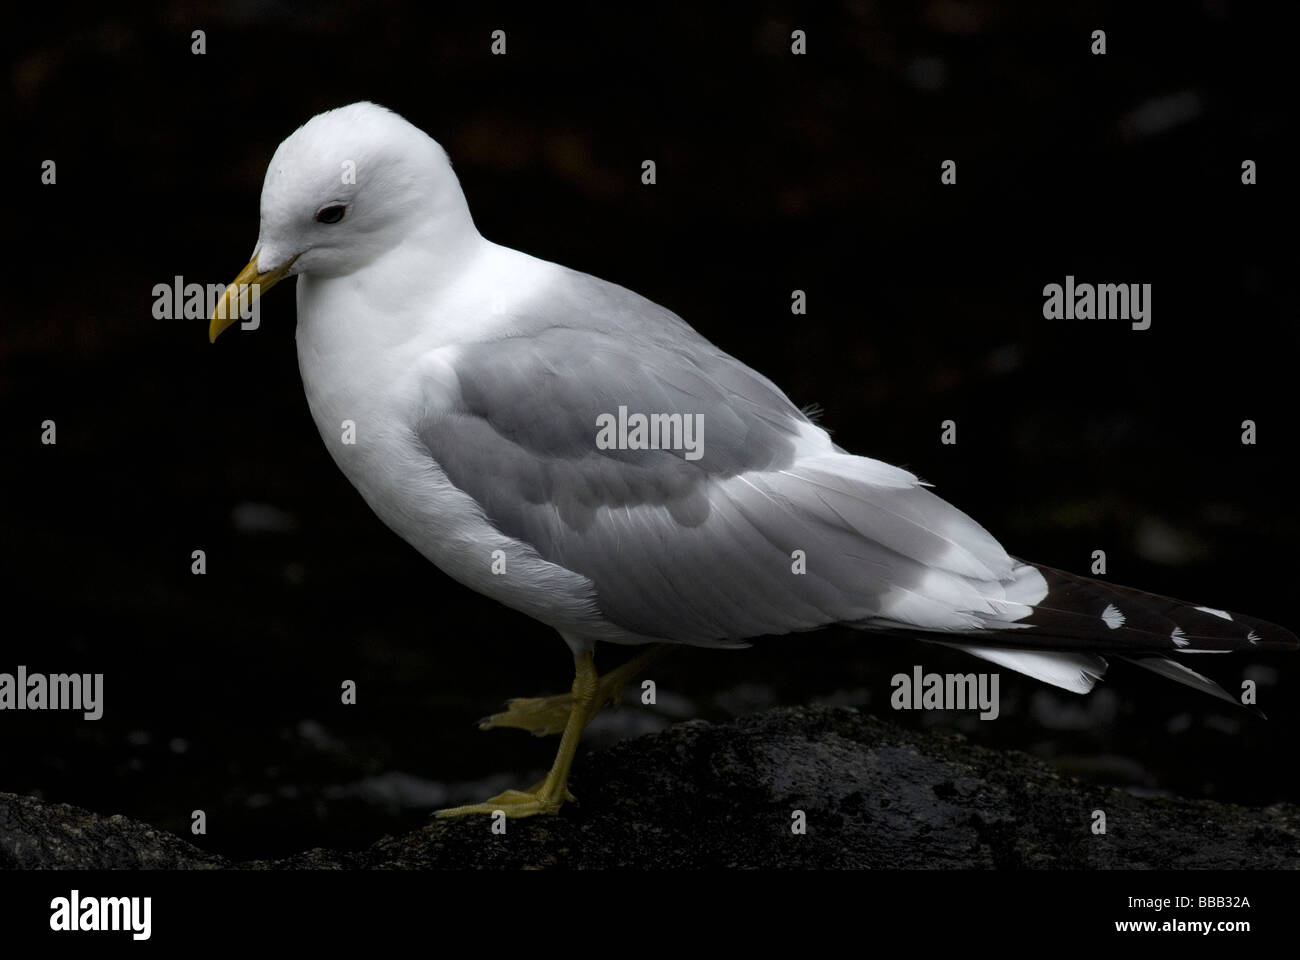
[[210, 102, 476, 341]]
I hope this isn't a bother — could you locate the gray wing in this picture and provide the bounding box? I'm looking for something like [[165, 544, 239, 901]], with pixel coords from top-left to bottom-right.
[[417, 269, 1018, 646]]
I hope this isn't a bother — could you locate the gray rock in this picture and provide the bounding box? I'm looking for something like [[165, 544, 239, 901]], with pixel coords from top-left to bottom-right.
[[3, 706, 1297, 869], [0, 792, 226, 870]]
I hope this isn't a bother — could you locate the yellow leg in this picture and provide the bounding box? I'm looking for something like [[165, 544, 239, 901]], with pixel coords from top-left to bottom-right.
[[478, 644, 672, 737], [435, 645, 672, 818], [436, 650, 599, 819]]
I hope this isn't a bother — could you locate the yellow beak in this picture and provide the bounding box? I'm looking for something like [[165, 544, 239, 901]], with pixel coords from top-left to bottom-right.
[[208, 254, 296, 342]]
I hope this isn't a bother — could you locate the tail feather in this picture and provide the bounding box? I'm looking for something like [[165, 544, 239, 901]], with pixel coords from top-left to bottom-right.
[[939, 642, 1107, 694], [876, 560, 1295, 709], [976, 560, 1298, 656], [1122, 655, 1263, 717]]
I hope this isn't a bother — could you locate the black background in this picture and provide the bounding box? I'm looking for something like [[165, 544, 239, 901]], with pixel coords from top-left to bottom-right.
[[4, 1, 1297, 862]]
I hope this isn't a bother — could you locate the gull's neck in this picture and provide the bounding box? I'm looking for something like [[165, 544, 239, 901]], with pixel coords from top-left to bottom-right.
[[296, 216, 487, 355]]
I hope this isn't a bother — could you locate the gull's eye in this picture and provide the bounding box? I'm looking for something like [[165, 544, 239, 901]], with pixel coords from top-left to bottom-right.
[[315, 204, 347, 224]]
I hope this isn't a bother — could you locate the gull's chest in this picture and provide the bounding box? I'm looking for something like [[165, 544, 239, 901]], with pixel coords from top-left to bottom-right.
[[291, 291, 493, 557], [295, 326, 429, 511], [293, 274, 430, 456]]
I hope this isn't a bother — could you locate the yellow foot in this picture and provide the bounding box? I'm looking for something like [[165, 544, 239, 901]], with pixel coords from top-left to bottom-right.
[[438, 647, 671, 820], [435, 781, 576, 819], [479, 645, 671, 737], [479, 694, 574, 737]]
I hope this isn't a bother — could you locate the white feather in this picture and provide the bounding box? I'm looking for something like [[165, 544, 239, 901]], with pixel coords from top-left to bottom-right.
[[939, 643, 1107, 694]]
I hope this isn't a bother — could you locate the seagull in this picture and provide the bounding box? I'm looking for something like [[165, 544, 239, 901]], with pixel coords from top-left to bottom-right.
[[209, 102, 1296, 818]]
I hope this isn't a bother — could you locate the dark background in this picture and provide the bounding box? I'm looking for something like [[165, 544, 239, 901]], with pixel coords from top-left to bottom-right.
[[4, 1, 1296, 861]]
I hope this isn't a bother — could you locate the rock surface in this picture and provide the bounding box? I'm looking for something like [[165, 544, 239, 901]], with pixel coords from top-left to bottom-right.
[[3, 706, 1297, 869]]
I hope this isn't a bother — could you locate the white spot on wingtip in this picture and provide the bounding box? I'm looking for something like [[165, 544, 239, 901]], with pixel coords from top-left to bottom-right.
[[1194, 605, 1233, 621], [1101, 603, 1125, 630], [1171, 626, 1190, 648]]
